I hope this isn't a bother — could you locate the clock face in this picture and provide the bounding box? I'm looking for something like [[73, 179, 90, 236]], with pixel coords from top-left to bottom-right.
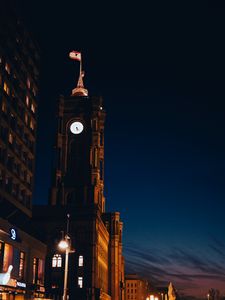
[[70, 121, 84, 134]]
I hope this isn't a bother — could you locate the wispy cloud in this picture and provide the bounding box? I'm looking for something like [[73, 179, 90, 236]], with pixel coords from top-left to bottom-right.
[[124, 239, 225, 297]]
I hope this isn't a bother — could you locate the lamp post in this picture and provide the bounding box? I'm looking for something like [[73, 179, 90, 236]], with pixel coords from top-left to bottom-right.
[[58, 214, 71, 300]]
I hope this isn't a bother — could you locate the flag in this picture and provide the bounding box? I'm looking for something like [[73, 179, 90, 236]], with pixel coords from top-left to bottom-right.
[[69, 51, 81, 61]]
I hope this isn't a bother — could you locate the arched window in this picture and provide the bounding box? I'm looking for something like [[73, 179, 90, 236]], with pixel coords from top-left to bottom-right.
[[52, 254, 62, 268]]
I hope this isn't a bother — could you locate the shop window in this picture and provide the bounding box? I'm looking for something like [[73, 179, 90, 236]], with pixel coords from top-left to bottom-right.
[[3, 243, 13, 272], [78, 255, 83, 267], [0, 242, 3, 271], [78, 276, 83, 288], [52, 254, 62, 268], [19, 252, 25, 278]]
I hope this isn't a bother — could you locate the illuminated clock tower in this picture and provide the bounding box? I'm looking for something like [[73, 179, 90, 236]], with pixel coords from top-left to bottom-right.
[[50, 72, 106, 213], [34, 62, 125, 300]]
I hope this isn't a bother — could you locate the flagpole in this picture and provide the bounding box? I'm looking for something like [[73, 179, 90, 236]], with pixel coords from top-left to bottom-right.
[[80, 55, 82, 78]]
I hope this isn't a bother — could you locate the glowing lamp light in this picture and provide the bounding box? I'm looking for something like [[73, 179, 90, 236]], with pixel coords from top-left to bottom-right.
[[150, 295, 155, 300], [58, 240, 69, 250]]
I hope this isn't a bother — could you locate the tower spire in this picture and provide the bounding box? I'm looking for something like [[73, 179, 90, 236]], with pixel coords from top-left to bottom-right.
[[69, 50, 88, 97]]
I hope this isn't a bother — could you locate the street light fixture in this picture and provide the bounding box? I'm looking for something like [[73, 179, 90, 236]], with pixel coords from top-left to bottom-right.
[[58, 214, 71, 300]]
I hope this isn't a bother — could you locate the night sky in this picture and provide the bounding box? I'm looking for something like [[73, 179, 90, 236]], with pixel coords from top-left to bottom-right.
[[18, 0, 225, 297]]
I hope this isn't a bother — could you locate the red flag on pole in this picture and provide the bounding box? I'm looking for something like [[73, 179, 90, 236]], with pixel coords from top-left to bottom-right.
[[69, 51, 81, 61]]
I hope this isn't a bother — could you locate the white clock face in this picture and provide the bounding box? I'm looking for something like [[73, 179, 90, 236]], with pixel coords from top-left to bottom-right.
[[70, 121, 84, 134]]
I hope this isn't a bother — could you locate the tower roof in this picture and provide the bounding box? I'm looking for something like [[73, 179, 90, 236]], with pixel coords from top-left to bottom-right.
[[72, 70, 88, 96]]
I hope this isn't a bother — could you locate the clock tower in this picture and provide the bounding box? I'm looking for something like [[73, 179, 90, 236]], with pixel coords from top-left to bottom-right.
[[50, 72, 106, 213], [34, 63, 124, 300]]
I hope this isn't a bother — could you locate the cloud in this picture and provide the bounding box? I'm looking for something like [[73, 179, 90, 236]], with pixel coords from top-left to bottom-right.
[[124, 240, 225, 297]]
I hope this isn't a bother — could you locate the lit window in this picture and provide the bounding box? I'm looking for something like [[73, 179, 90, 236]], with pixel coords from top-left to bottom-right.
[[8, 133, 13, 144], [78, 255, 83, 267], [27, 78, 30, 89], [19, 252, 25, 278], [26, 96, 29, 107], [78, 276, 83, 288], [3, 82, 10, 95], [31, 102, 36, 113], [5, 63, 10, 74], [3, 243, 13, 272], [24, 113, 28, 125], [30, 120, 34, 131], [52, 254, 62, 268], [1, 101, 6, 113]]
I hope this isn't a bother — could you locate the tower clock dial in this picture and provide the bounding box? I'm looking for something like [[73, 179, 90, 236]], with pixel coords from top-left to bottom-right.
[[70, 121, 84, 134]]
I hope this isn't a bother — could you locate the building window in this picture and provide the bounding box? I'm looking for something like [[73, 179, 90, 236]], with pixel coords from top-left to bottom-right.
[[52, 254, 62, 268], [3, 82, 10, 95], [30, 119, 34, 131], [26, 96, 29, 107], [5, 63, 10, 74], [31, 102, 36, 113], [78, 276, 83, 288], [8, 133, 13, 144], [33, 257, 44, 284], [19, 251, 25, 278], [27, 78, 31, 89], [1, 100, 7, 113], [78, 255, 83, 267], [24, 113, 28, 125], [3, 243, 13, 272]]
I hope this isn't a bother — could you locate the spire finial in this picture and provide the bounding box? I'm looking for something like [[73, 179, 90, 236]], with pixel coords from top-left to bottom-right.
[[69, 50, 88, 97]]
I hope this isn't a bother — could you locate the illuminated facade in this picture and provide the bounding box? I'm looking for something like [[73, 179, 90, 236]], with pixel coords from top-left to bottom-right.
[[33, 73, 124, 300], [125, 274, 148, 300], [0, 217, 46, 299], [0, 1, 48, 299], [0, 0, 39, 219]]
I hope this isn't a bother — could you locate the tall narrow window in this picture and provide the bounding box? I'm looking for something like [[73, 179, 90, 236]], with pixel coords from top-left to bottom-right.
[[100, 160, 103, 180], [78, 276, 83, 288], [32, 258, 37, 283], [3, 243, 13, 272], [52, 254, 62, 268], [78, 255, 83, 267], [8, 133, 13, 144], [26, 96, 29, 107]]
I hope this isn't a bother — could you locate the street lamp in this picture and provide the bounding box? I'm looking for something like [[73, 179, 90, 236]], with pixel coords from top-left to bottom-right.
[[58, 214, 71, 300]]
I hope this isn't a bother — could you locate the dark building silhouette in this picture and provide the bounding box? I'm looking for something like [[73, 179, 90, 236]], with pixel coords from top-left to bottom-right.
[[33, 70, 124, 300], [0, 1, 47, 299]]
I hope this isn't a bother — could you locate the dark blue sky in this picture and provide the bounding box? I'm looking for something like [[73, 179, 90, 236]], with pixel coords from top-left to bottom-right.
[[19, 0, 225, 297]]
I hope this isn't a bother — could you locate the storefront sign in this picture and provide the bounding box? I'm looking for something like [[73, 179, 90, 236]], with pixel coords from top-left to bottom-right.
[[9, 228, 17, 240]]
